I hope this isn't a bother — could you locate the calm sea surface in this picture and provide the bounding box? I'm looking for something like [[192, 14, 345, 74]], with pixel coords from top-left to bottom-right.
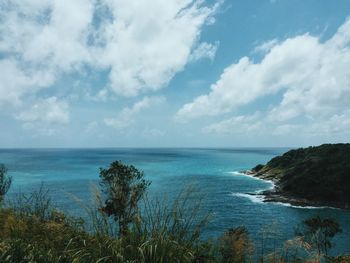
[[1, 148, 349, 255]]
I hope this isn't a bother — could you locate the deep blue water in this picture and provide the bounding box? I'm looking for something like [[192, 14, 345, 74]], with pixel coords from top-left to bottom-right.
[[1, 148, 349, 255]]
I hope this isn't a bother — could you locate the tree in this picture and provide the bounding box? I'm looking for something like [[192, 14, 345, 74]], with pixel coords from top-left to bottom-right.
[[99, 161, 150, 237], [0, 164, 12, 203], [296, 216, 342, 260]]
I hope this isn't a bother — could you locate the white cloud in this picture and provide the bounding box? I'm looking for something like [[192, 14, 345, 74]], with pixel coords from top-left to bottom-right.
[[189, 41, 220, 62], [0, 0, 94, 106], [17, 97, 69, 124], [95, 0, 220, 96], [0, 59, 55, 105], [303, 110, 350, 136], [104, 96, 165, 129], [0, 0, 94, 70], [204, 109, 350, 140], [0, 0, 219, 107], [16, 97, 70, 136], [203, 112, 262, 134], [176, 18, 350, 127], [253, 39, 278, 53]]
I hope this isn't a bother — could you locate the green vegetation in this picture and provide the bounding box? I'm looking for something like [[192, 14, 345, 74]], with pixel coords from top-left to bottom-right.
[[296, 216, 342, 260], [219, 226, 253, 263], [252, 144, 350, 207], [99, 161, 151, 237], [0, 164, 12, 203], [0, 161, 349, 262]]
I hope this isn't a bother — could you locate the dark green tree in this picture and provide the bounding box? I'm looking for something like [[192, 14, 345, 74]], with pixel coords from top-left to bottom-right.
[[0, 164, 12, 203], [99, 161, 150, 237], [296, 216, 342, 258]]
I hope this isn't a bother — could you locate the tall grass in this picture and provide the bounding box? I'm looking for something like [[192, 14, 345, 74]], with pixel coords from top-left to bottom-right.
[[59, 184, 213, 262], [0, 184, 348, 262], [136, 186, 213, 262], [6, 184, 52, 221], [141, 186, 211, 243]]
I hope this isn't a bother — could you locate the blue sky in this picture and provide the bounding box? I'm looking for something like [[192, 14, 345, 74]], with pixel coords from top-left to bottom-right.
[[1, 0, 350, 147]]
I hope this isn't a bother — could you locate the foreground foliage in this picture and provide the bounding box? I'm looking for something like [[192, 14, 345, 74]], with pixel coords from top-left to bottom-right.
[[99, 161, 151, 237], [296, 216, 342, 259], [0, 164, 11, 203], [0, 161, 349, 262]]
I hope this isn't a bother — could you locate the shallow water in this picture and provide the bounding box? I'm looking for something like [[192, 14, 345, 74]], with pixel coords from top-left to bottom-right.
[[1, 148, 349, 255]]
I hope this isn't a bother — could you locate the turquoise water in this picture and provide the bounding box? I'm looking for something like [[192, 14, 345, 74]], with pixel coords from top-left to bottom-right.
[[1, 148, 349, 255]]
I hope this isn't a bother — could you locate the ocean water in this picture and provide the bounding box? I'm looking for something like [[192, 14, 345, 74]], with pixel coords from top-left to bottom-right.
[[1, 148, 350, 255]]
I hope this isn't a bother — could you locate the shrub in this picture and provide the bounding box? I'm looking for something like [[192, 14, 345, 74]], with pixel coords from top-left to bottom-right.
[[0, 164, 11, 204], [219, 226, 253, 263], [296, 216, 342, 261]]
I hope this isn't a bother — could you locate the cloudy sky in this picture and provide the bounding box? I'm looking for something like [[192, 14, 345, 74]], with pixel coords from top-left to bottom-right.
[[1, 0, 350, 147]]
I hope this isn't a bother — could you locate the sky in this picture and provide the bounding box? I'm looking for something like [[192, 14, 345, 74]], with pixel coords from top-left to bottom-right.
[[0, 0, 350, 148]]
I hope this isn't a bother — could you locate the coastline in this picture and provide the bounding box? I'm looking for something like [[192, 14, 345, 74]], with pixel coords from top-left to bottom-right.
[[240, 170, 348, 210]]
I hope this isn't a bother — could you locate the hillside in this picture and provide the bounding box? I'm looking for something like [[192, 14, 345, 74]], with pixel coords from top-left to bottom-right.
[[251, 144, 350, 208]]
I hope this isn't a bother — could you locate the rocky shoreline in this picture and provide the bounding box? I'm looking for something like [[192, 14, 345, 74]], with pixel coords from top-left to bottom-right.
[[242, 170, 349, 209]]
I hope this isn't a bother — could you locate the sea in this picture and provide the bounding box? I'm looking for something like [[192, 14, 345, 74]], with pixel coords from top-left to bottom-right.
[[1, 148, 349, 255]]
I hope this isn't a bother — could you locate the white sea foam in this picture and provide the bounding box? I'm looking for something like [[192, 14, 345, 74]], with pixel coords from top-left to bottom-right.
[[227, 171, 275, 189], [229, 171, 246, 176], [228, 171, 336, 210], [231, 192, 265, 204], [231, 192, 329, 209], [270, 201, 338, 210]]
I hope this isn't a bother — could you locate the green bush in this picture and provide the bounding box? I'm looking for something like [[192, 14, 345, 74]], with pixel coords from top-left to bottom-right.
[[0, 164, 11, 204]]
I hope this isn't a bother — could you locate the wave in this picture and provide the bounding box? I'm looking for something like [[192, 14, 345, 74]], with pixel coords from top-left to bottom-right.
[[227, 171, 275, 189], [268, 200, 339, 210], [232, 192, 331, 210], [228, 171, 247, 176], [268, 201, 333, 210], [231, 192, 265, 204], [228, 171, 338, 210]]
